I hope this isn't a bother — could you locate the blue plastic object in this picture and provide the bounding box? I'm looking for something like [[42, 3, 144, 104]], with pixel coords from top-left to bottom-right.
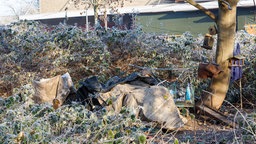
[[185, 83, 191, 102]]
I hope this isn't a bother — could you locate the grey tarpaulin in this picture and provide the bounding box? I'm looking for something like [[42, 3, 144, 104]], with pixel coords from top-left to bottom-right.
[[98, 84, 187, 130], [77, 72, 187, 130], [75, 72, 159, 109]]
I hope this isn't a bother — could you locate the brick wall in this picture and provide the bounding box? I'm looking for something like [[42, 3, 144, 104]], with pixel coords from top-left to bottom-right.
[[39, 0, 170, 13], [40, 0, 69, 13]]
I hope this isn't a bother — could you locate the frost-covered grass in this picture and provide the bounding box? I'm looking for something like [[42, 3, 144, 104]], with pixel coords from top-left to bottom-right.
[[0, 85, 151, 143], [0, 20, 255, 143]]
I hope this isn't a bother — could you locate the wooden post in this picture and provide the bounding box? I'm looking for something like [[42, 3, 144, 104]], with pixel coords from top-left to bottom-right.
[[240, 78, 242, 109]]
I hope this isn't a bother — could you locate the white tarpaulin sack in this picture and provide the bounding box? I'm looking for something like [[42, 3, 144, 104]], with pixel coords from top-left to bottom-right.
[[99, 84, 187, 130], [32, 72, 74, 108]]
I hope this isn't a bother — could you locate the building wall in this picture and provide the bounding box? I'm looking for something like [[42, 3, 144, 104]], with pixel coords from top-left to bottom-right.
[[37, 6, 255, 35], [137, 7, 255, 35], [39, 0, 175, 13], [40, 0, 69, 13], [39, 0, 218, 13]]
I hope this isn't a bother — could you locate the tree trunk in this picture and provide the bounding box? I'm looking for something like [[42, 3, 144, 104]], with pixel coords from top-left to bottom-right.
[[94, 4, 99, 28], [201, 0, 239, 110], [104, 7, 108, 31]]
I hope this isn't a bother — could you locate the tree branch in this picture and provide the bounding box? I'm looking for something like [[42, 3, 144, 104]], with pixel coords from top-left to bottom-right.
[[129, 64, 190, 71], [186, 0, 217, 23]]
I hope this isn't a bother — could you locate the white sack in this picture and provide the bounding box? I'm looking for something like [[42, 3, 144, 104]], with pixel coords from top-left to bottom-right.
[[32, 72, 74, 106], [99, 84, 187, 130]]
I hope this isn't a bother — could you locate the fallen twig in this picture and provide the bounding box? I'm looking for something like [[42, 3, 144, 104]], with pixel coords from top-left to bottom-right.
[[129, 64, 191, 71]]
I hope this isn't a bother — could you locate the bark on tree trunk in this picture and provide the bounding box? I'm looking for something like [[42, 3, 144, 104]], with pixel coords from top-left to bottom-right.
[[94, 5, 99, 27], [201, 0, 239, 110], [104, 8, 108, 31]]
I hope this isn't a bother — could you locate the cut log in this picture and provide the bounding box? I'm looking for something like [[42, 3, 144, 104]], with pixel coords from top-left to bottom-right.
[[196, 104, 237, 128]]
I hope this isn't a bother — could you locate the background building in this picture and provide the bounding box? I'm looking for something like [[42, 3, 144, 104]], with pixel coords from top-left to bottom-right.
[[20, 0, 255, 35]]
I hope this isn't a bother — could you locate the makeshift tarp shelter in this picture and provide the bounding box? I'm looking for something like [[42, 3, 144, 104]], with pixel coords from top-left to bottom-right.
[[98, 84, 187, 130], [75, 72, 187, 130], [32, 72, 187, 130]]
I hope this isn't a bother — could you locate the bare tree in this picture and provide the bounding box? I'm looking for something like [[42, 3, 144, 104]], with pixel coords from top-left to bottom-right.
[[4, 0, 39, 20], [186, 0, 239, 110], [71, 0, 133, 30]]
